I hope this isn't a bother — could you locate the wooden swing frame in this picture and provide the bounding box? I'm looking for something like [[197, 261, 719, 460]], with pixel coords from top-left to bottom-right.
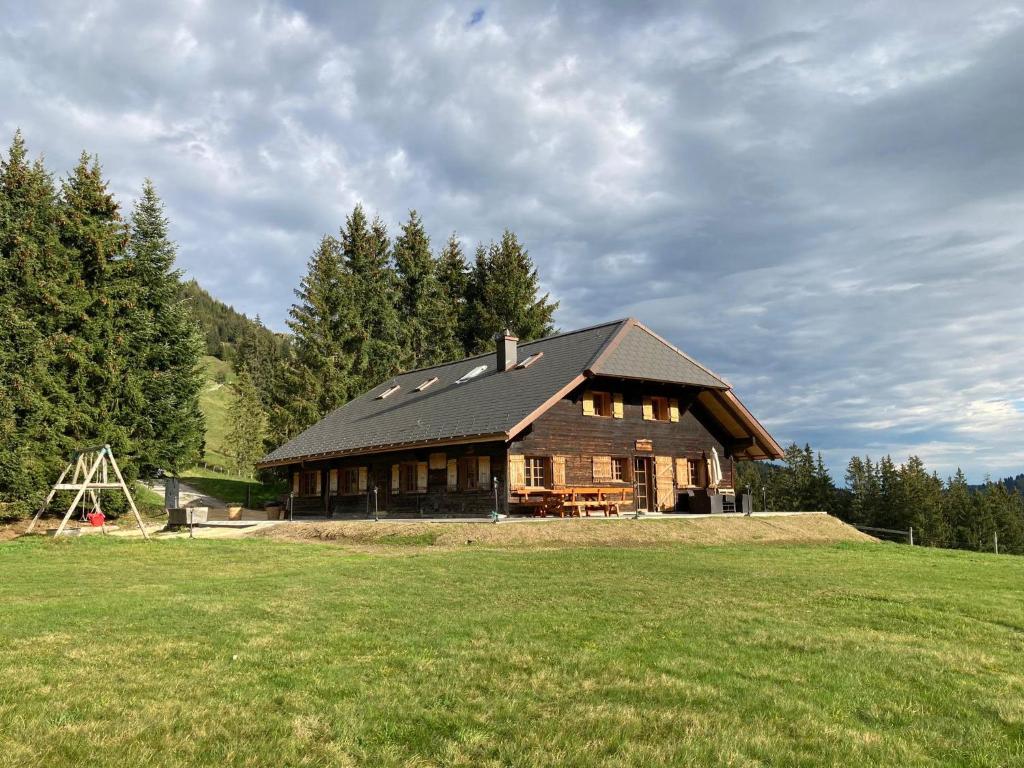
[[26, 444, 149, 539]]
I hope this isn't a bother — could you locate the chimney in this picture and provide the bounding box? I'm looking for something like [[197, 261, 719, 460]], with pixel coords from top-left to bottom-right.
[[495, 330, 518, 371]]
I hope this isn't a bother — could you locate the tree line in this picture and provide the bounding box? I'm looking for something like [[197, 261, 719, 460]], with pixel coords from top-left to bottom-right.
[[737, 445, 1024, 555], [229, 206, 559, 462], [179, 279, 286, 361], [0, 132, 205, 517]]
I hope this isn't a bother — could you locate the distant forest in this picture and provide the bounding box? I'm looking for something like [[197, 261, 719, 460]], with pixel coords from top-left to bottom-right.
[[179, 279, 284, 361]]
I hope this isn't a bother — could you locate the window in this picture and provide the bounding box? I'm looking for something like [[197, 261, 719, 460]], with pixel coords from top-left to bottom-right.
[[298, 470, 320, 496], [524, 457, 548, 488], [376, 383, 400, 399], [415, 377, 438, 391], [456, 364, 488, 383], [461, 457, 480, 491], [515, 352, 544, 369], [340, 467, 360, 495], [651, 396, 670, 421], [611, 457, 628, 482], [689, 458, 705, 488], [643, 396, 677, 421], [592, 391, 613, 417], [584, 390, 621, 417]]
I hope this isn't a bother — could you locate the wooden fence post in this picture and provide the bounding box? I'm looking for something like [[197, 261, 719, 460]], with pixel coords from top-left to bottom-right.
[[994, 530, 999, 555], [908, 527, 914, 546]]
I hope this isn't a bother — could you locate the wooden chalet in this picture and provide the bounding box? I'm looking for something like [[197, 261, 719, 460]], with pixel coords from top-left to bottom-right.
[[257, 318, 783, 518]]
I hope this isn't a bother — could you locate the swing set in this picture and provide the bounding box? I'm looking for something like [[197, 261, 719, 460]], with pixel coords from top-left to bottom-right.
[[26, 444, 149, 539]]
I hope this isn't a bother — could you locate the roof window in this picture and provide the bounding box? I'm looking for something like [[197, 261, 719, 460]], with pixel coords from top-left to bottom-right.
[[456, 364, 488, 383], [414, 376, 439, 391], [376, 384, 401, 399], [515, 352, 544, 369]]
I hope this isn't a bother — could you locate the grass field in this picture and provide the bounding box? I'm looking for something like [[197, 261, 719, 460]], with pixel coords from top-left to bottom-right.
[[1, 534, 1022, 767], [197, 355, 235, 470], [180, 466, 287, 507]]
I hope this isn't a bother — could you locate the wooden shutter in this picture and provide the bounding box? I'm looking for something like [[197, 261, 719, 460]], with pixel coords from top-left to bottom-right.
[[675, 458, 691, 488], [292, 472, 299, 495], [612, 393, 624, 419], [429, 452, 447, 470], [329, 469, 339, 493], [669, 398, 680, 422], [592, 455, 612, 482], [582, 390, 595, 416], [508, 455, 525, 490], [654, 456, 675, 511], [642, 397, 654, 421], [447, 459, 458, 491], [552, 456, 566, 486], [417, 462, 428, 492], [477, 456, 491, 488], [315, 471, 322, 495], [391, 464, 400, 493], [357, 467, 368, 492]]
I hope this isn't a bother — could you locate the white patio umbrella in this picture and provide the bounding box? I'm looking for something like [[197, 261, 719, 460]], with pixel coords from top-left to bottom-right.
[[709, 448, 723, 489]]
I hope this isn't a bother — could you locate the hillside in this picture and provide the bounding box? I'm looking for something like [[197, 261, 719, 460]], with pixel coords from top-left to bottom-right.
[[181, 279, 285, 360], [197, 355, 235, 470], [2, 537, 1021, 766]]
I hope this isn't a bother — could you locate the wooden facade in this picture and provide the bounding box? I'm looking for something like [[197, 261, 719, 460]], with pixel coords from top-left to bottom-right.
[[286, 377, 737, 517]]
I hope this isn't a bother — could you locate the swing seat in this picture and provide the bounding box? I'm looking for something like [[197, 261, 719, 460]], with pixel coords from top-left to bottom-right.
[[86, 511, 106, 527]]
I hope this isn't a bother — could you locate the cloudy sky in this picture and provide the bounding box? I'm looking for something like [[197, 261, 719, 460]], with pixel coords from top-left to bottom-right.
[[3, 0, 1023, 481]]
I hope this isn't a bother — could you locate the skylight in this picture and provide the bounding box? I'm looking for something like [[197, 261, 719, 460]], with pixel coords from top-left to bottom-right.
[[376, 384, 400, 399], [455, 364, 488, 383], [414, 376, 438, 391], [515, 352, 544, 369]]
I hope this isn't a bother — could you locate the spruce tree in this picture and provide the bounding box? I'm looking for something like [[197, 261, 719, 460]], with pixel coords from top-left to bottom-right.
[[226, 368, 268, 479], [341, 205, 402, 390], [436, 232, 471, 357], [284, 234, 356, 431], [465, 230, 558, 352], [0, 132, 70, 515], [393, 211, 460, 368], [125, 179, 205, 474]]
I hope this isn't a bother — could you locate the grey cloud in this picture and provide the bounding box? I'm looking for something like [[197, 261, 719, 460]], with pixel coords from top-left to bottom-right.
[[1, 0, 1022, 481]]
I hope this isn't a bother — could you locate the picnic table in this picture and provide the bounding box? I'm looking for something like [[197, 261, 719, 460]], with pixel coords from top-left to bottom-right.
[[513, 486, 633, 518]]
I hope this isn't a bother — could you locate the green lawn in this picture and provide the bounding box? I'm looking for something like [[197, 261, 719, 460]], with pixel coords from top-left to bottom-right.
[[197, 355, 235, 470], [1, 538, 1022, 767], [180, 466, 286, 507]]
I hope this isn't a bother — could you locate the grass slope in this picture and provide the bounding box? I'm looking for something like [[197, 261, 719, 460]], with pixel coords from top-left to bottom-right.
[[1, 538, 1022, 767], [197, 355, 235, 470]]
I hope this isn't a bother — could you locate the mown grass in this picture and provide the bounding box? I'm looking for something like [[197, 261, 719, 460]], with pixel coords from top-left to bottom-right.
[[197, 355, 235, 470], [1, 538, 1022, 767]]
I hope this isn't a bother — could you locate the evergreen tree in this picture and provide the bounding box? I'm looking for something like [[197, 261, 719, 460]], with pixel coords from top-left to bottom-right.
[[436, 232, 471, 354], [393, 211, 460, 368], [124, 180, 205, 474], [225, 368, 268, 479], [341, 205, 402, 390], [897, 457, 949, 547], [465, 230, 558, 352], [944, 469, 974, 549], [283, 234, 356, 432], [0, 132, 70, 515]]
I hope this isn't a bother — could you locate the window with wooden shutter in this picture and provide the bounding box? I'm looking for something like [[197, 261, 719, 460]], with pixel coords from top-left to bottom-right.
[[391, 464, 400, 493], [669, 398, 680, 422], [642, 397, 654, 421], [654, 455, 675, 511], [429, 452, 447, 470], [552, 456, 566, 486], [358, 467, 368, 492], [592, 455, 612, 482], [329, 469, 339, 493], [477, 456, 491, 489], [612, 393, 624, 419], [675, 458, 692, 487], [292, 472, 299, 495], [582, 390, 595, 416], [447, 459, 458, 491], [508, 455, 526, 490], [417, 462, 428, 492], [611, 457, 629, 482]]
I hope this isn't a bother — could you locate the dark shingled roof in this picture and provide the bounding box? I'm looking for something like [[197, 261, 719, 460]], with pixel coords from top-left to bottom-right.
[[258, 317, 781, 466]]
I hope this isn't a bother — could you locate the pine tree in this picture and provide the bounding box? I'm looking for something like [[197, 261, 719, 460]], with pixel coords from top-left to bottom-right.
[[393, 211, 460, 368], [226, 368, 268, 479], [284, 234, 357, 432], [341, 205, 402, 390], [436, 232, 471, 355], [125, 179, 205, 474], [944, 469, 974, 549], [0, 132, 70, 515], [464, 230, 558, 352]]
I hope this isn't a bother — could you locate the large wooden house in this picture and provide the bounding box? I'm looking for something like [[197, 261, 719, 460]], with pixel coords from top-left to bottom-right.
[[257, 318, 783, 517]]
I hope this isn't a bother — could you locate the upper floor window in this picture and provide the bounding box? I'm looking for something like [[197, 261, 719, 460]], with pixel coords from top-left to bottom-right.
[[583, 390, 622, 418], [643, 396, 679, 422]]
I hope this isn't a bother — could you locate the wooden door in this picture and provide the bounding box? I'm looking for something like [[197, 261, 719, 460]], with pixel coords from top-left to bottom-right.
[[633, 457, 653, 512]]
